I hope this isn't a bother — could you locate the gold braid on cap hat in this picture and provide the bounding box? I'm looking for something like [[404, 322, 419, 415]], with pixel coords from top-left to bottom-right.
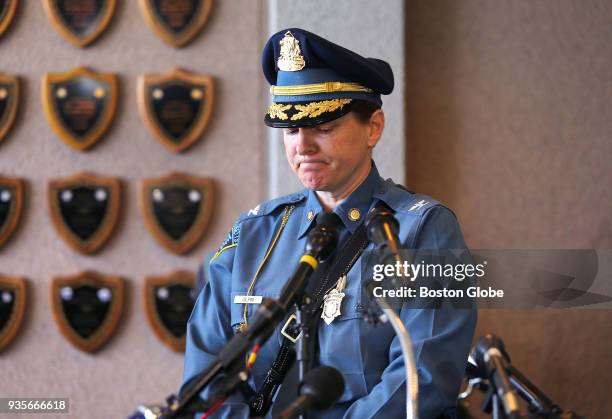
[[267, 99, 352, 121]]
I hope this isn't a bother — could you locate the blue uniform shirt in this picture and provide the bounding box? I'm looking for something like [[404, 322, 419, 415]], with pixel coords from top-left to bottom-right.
[[181, 163, 477, 418]]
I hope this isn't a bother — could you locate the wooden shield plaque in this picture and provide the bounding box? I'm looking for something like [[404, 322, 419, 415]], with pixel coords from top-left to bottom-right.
[[0, 275, 26, 351], [42, 67, 118, 151], [42, 0, 117, 48], [0, 176, 23, 250], [139, 0, 213, 47], [0, 0, 18, 39], [140, 172, 213, 254], [48, 172, 121, 254], [144, 270, 196, 351], [138, 68, 214, 153], [51, 271, 124, 352], [0, 74, 19, 144]]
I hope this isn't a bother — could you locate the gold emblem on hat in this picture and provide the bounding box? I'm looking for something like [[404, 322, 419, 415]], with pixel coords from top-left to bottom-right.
[[348, 208, 361, 221], [277, 31, 306, 72]]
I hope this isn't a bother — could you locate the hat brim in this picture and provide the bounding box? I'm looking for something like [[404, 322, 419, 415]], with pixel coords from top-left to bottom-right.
[[264, 99, 355, 128]]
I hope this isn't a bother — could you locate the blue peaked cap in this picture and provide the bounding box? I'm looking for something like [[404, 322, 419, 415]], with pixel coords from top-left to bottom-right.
[[262, 28, 394, 127]]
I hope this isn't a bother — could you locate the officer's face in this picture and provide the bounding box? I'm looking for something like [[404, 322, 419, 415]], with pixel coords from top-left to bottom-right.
[[283, 110, 384, 193]]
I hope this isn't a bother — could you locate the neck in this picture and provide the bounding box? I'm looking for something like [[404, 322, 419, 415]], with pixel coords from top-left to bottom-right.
[[315, 162, 372, 212]]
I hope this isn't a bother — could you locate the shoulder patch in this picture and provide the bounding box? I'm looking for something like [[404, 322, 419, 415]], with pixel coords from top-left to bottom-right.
[[211, 223, 241, 263], [237, 191, 306, 222], [376, 179, 441, 216]]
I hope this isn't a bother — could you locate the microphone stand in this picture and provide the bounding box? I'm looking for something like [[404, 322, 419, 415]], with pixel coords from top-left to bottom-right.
[[293, 292, 317, 419], [365, 284, 418, 419], [465, 339, 584, 419]]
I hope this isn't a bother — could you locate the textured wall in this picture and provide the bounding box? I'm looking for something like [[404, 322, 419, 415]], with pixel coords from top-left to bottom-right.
[[405, 1, 612, 417], [0, 1, 266, 418], [267, 0, 405, 196]]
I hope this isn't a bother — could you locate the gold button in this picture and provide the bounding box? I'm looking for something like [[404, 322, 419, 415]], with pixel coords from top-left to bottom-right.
[[307, 210, 314, 221], [348, 208, 361, 221]]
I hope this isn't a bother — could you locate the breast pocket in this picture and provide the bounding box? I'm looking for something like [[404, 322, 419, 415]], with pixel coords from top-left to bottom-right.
[[317, 280, 368, 401], [229, 290, 281, 332]]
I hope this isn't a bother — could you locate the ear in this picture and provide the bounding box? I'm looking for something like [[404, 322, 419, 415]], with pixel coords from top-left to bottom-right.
[[367, 109, 385, 148]]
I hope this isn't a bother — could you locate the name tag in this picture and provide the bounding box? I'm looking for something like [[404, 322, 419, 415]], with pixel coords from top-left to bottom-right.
[[234, 295, 263, 304]]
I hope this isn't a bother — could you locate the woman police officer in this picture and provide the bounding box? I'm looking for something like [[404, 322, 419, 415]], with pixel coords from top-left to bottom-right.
[[181, 28, 477, 419]]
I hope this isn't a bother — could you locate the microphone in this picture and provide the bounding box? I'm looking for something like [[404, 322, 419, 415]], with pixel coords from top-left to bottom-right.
[[365, 204, 402, 265], [161, 218, 339, 419], [249, 214, 338, 341], [471, 334, 520, 419], [275, 212, 339, 311], [274, 366, 345, 419]]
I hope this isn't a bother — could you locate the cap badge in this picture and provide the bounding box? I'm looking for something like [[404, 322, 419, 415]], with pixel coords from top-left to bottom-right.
[[277, 31, 306, 72]]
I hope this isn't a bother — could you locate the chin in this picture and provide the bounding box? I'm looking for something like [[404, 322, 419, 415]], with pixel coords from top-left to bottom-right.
[[299, 173, 329, 191]]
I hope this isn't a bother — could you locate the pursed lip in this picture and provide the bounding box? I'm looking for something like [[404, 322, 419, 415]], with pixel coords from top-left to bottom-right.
[[297, 159, 327, 168]]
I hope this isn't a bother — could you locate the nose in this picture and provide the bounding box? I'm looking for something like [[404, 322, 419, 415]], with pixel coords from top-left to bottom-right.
[[295, 129, 317, 155]]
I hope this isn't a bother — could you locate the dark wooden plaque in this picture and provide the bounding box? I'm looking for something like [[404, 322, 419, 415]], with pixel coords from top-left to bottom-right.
[[139, 0, 213, 47], [144, 270, 195, 351], [51, 271, 124, 352], [42, 0, 117, 47], [140, 172, 213, 254], [42, 67, 118, 151], [0, 176, 23, 250], [138, 68, 214, 153], [0, 275, 26, 351], [48, 172, 121, 254], [0, 74, 19, 144], [0, 0, 18, 39]]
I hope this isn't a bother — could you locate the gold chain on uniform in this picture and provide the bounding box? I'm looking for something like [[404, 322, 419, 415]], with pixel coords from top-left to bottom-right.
[[238, 205, 295, 332]]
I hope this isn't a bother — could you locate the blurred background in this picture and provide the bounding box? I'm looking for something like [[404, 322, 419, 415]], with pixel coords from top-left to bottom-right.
[[0, 1, 610, 418]]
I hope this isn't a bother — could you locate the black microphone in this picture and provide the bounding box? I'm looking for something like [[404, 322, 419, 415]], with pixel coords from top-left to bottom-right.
[[471, 334, 520, 419], [365, 204, 402, 264], [274, 366, 345, 419], [276, 212, 339, 311], [161, 218, 339, 419]]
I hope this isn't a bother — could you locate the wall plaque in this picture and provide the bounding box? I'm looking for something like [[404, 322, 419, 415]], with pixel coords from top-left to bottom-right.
[[42, 67, 118, 151], [51, 271, 124, 352], [42, 0, 117, 47], [48, 172, 121, 254], [138, 68, 214, 153], [144, 270, 195, 351], [140, 172, 213, 254], [139, 0, 213, 47]]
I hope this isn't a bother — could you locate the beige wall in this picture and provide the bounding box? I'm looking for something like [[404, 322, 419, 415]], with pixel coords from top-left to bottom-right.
[[405, 1, 612, 417], [2, 0, 611, 418], [0, 1, 266, 418]]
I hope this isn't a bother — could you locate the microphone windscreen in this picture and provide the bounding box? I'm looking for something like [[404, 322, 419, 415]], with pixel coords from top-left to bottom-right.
[[315, 212, 342, 228], [299, 366, 345, 409]]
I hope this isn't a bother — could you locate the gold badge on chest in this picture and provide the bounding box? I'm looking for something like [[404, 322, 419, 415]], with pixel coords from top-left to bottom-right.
[[321, 274, 347, 325]]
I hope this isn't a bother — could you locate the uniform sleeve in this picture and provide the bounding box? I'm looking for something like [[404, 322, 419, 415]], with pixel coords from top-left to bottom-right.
[[180, 241, 251, 419], [343, 206, 477, 419]]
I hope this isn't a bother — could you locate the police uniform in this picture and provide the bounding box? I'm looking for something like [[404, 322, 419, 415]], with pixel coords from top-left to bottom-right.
[[181, 29, 477, 419]]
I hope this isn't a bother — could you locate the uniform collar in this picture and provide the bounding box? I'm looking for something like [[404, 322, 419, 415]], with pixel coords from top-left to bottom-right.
[[297, 162, 384, 238]]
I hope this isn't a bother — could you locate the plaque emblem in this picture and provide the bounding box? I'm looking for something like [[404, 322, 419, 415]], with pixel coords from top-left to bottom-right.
[[144, 270, 196, 351], [42, 0, 117, 47], [0, 73, 19, 144], [0, 275, 26, 352], [139, 0, 213, 47], [138, 68, 214, 153], [0, 176, 24, 250], [141, 172, 213, 254], [42, 67, 118, 151], [0, 0, 18, 39], [48, 172, 121, 254], [51, 271, 124, 352]]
